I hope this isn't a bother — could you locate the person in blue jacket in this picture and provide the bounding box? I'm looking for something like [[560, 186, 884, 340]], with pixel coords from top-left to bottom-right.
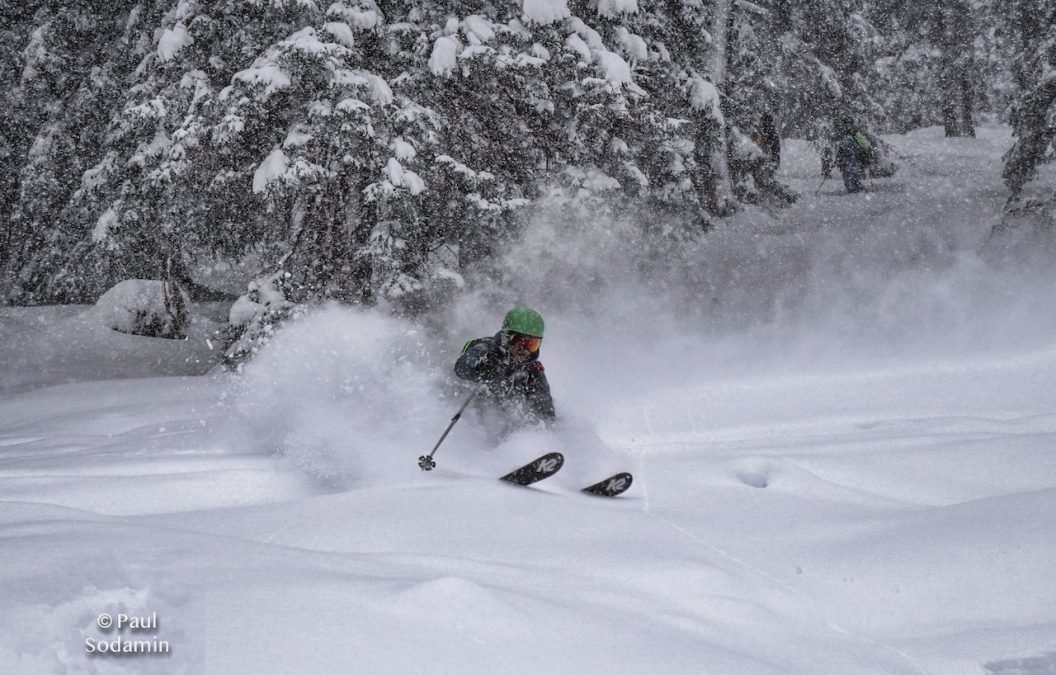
[[832, 119, 876, 194]]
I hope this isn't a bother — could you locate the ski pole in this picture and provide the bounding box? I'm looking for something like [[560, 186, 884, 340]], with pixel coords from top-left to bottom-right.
[[419, 386, 481, 471], [814, 175, 828, 195]]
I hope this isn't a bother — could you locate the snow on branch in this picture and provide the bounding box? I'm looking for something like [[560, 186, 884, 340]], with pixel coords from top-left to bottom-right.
[[522, 0, 570, 25], [76, 152, 118, 199], [253, 147, 290, 194], [567, 17, 603, 50], [597, 0, 638, 18], [392, 138, 416, 160], [734, 0, 767, 16], [92, 204, 120, 243], [566, 34, 591, 63], [366, 72, 393, 104], [158, 24, 193, 62], [596, 51, 632, 83], [688, 77, 723, 122], [615, 28, 648, 62], [430, 36, 460, 76], [381, 158, 425, 195], [336, 97, 370, 114], [252, 0, 320, 10], [323, 22, 356, 48], [283, 128, 314, 149], [327, 3, 383, 30], [462, 15, 496, 44], [563, 19, 634, 83], [435, 154, 489, 182], [465, 193, 530, 212], [232, 62, 292, 98], [282, 27, 340, 57], [125, 98, 168, 120]]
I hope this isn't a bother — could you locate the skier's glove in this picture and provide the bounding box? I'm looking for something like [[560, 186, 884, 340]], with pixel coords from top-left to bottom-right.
[[462, 342, 503, 381]]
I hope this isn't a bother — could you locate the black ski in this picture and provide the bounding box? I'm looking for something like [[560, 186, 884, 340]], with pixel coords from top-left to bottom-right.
[[500, 452, 564, 487], [581, 472, 633, 497]]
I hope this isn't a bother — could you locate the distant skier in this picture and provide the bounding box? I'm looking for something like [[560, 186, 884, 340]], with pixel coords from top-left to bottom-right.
[[750, 112, 798, 204], [756, 112, 781, 175], [831, 119, 870, 194], [454, 306, 555, 434]]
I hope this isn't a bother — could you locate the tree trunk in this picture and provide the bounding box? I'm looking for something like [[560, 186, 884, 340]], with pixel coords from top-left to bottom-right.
[[703, 0, 736, 215], [960, 77, 975, 138], [942, 99, 960, 137], [708, 0, 732, 84], [938, 2, 976, 138]]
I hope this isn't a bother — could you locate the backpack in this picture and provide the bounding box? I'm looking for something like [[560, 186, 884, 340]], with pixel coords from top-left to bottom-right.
[[853, 131, 875, 166]]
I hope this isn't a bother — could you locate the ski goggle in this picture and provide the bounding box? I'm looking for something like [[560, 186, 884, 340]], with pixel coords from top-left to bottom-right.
[[509, 333, 542, 353]]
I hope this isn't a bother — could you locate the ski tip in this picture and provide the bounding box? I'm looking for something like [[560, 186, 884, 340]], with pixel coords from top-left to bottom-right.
[[582, 472, 633, 498], [499, 451, 565, 486]]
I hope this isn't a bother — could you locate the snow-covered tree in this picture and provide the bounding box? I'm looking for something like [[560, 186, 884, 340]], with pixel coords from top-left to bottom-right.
[[1, 0, 150, 303], [866, 0, 1009, 137], [1002, 0, 1056, 201], [751, 0, 886, 139], [1, 0, 858, 346], [0, 0, 45, 273]]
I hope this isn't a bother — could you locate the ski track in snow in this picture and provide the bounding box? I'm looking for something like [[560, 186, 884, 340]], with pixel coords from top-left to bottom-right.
[[2, 127, 1056, 673]]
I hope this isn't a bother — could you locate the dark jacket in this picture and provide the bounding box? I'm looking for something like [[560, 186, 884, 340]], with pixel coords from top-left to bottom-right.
[[454, 332, 556, 423], [835, 135, 861, 170], [757, 115, 781, 167]]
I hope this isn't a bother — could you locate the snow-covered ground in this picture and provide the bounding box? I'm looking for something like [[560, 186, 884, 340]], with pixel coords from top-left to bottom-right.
[[2, 127, 1055, 674]]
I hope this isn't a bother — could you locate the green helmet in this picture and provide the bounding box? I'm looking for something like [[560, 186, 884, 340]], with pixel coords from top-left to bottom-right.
[[502, 306, 544, 338]]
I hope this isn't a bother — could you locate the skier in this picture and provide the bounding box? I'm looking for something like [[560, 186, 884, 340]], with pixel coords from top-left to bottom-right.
[[751, 112, 797, 204], [454, 306, 556, 432], [833, 121, 867, 194], [756, 112, 781, 173], [430, 307, 631, 496]]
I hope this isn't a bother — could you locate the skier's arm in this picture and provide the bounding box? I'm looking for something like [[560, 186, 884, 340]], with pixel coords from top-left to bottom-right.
[[454, 339, 502, 382], [527, 366, 556, 422]]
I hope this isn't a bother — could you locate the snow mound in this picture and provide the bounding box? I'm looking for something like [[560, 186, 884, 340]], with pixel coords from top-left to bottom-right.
[[0, 304, 221, 394], [94, 279, 190, 339]]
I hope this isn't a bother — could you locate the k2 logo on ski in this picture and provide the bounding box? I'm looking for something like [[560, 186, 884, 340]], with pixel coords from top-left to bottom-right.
[[536, 458, 559, 473]]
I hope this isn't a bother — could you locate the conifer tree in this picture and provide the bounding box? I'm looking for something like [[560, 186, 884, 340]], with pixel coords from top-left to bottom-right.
[[867, 0, 997, 137], [1003, 0, 1056, 200], [0, 0, 834, 341]]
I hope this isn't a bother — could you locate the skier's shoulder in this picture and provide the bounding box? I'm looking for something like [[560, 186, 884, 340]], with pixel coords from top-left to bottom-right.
[[526, 358, 549, 382], [461, 335, 497, 354]]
